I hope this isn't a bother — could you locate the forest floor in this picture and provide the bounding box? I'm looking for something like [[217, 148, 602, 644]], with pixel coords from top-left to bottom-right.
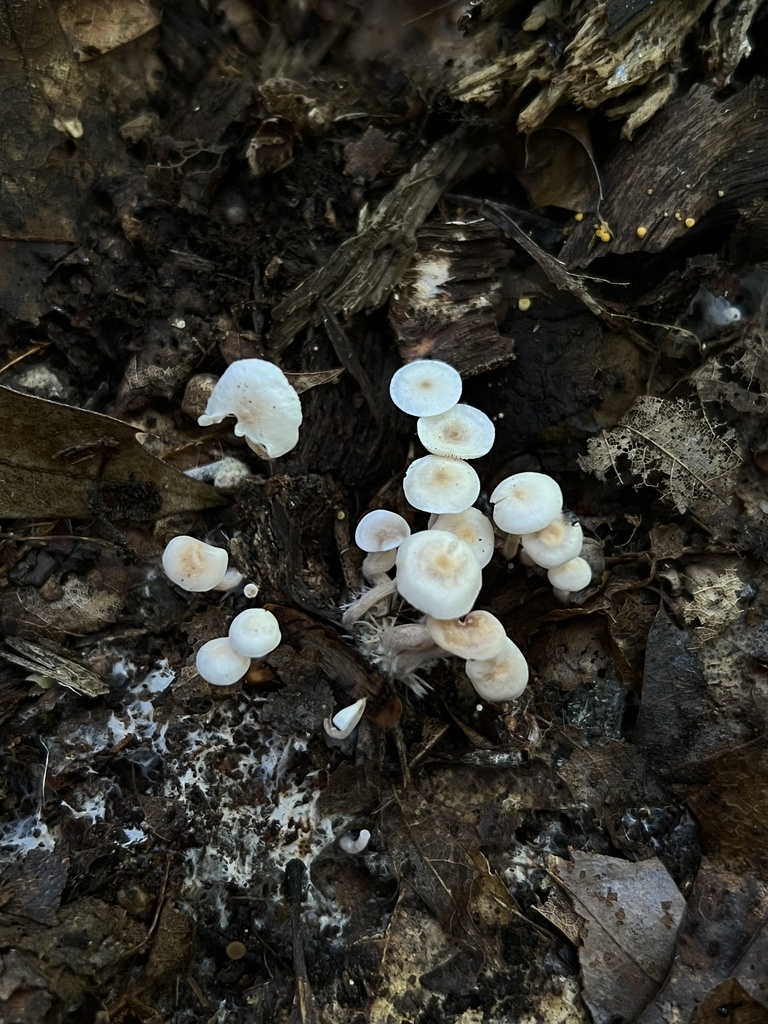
[[1, 2, 767, 1023]]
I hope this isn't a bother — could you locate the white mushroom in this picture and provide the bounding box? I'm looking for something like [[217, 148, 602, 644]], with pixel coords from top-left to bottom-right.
[[425, 610, 507, 661], [324, 697, 367, 740], [196, 637, 250, 686], [162, 536, 229, 592], [355, 510, 411, 552], [521, 514, 583, 569], [403, 455, 480, 514], [430, 508, 495, 567], [228, 608, 281, 658], [395, 530, 481, 618], [417, 404, 495, 460], [339, 829, 372, 854], [389, 359, 462, 417], [491, 472, 563, 534], [547, 556, 592, 593], [465, 637, 529, 701], [198, 358, 302, 459]]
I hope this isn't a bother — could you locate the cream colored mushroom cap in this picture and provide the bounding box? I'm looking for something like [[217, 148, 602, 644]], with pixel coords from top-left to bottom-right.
[[198, 358, 302, 459], [547, 556, 592, 592], [491, 472, 563, 534], [417, 404, 495, 460], [403, 455, 480, 514], [162, 536, 229, 592], [355, 509, 411, 552], [521, 515, 583, 569], [228, 608, 282, 659], [196, 637, 250, 686], [389, 359, 462, 417], [430, 508, 495, 567], [426, 610, 507, 660], [465, 637, 529, 701], [395, 529, 481, 618]]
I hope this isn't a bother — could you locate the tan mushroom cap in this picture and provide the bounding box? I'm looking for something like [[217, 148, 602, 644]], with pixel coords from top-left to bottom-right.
[[395, 529, 481, 618], [417, 404, 495, 460], [430, 508, 495, 567], [521, 514, 583, 569], [162, 536, 229, 592], [389, 359, 462, 417], [355, 509, 410, 552], [403, 455, 480, 514], [426, 610, 507, 661], [491, 472, 563, 535], [547, 556, 592, 592], [465, 637, 529, 702]]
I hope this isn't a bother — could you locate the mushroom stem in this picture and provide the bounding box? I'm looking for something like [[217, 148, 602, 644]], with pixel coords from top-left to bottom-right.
[[373, 623, 444, 677], [341, 579, 397, 627]]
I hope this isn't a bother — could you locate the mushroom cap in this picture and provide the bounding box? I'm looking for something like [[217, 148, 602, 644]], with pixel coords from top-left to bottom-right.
[[465, 637, 529, 701], [403, 455, 480, 514], [196, 637, 250, 686], [389, 359, 462, 417], [198, 358, 302, 459], [490, 472, 563, 534], [430, 508, 495, 567], [228, 608, 282, 658], [521, 514, 583, 569], [355, 509, 411, 552], [324, 697, 367, 739], [162, 536, 229, 592], [417, 404, 495, 460], [395, 529, 481, 618], [426, 610, 507, 660], [547, 556, 592, 592]]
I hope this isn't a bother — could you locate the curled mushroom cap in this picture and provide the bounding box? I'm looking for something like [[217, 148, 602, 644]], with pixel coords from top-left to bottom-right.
[[389, 359, 462, 417], [490, 472, 563, 535], [324, 697, 367, 740], [198, 358, 302, 459], [228, 608, 281, 659], [355, 510, 410, 552], [162, 536, 229, 592], [521, 514, 583, 569], [196, 637, 250, 686], [465, 637, 529, 701], [430, 508, 495, 567], [403, 455, 480, 514], [395, 529, 481, 618], [426, 610, 507, 661], [417, 404, 495, 460], [547, 556, 592, 592]]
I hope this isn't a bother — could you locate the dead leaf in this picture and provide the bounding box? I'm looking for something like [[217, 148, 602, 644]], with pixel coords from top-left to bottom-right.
[[56, 0, 160, 61], [514, 111, 602, 211], [691, 978, 768, 1024], [0, 386, 223, 518]]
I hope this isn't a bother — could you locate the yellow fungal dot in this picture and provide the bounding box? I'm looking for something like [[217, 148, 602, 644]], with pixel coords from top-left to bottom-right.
[[646, 188, 654, 195], [674, 211, 682, 221], [518, 297, 531, 312], [717, 189, 725, 198], [336, 510, 346, 520], [574, 212, 584, 222], [636, 226, 647, 239], [685, 217, 696, 228], [595, 222, 612, 242]]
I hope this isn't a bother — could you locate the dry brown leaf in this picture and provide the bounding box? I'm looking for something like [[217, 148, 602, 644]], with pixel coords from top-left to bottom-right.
[[579, 396, 742, 521], [514, 111, 602, 211]]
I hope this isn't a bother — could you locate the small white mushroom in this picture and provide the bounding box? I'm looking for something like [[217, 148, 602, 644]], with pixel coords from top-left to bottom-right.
[[425, 610, 507, 661], [521, 514, 583, 569], [395, 529, 481, 618], [547, 556, 592, 593], [243, 582, 260, 598], [403, 455, 480, 514], [228, 608, 281, 658], [196, 637, 250, 686], [340, 829, 372, 854], [214, 568, 246, 591], [417, 404, 495, 460], [491, 472, 563, 535], [430, 508, 495, 567], [389, 359, 462, 417], [355, 510, 411, 552], [324, 697, 367, 739], [198, 358, 302, 459], [162, 536, 229, 592], [465, 637, 529, 702]]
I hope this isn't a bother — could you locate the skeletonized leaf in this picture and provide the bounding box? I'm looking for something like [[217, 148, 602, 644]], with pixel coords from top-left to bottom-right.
[[0, 386, 224, 519], [578, 396, 742, 519]]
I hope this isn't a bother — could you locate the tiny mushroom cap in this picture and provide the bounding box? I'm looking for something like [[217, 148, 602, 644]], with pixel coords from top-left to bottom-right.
[[162, 536, 229, 592], [521, 514, 583, 569], [340, 829, 372, 855], [426, 610, 507, 661], [403, 455, 480, 514], [395, 529, 482, 618], [196, 637, 251, 686], [465, 637, 529, 702], [417, 404, 495, 460], [389, 359, 462, 417], [430, 508, 495, 567], [547, 556, 592, 592], [228, 608, 281, 659], [198, 358, 302, 459], [324, 697, 367, 740], [491, 472, 563, 535], [355, 509, 411, 552]]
